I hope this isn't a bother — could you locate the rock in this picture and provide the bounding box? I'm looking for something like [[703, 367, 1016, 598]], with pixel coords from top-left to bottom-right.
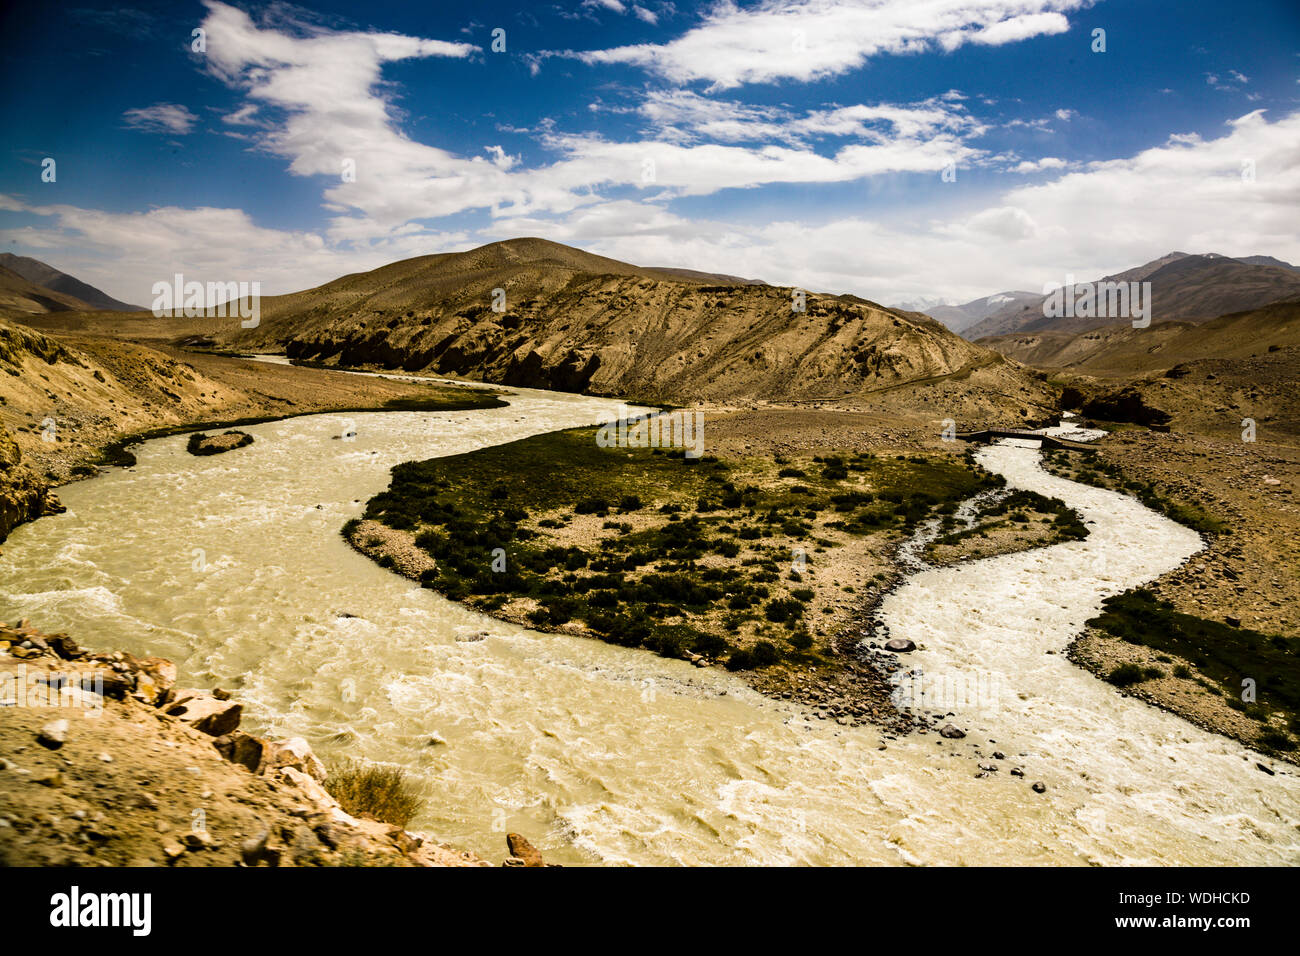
[[505, 832, 545, 867], [182, 830, 218, 850], [1256, 762, 1275, 776], [214, 732, 265, 772], [240, 828, 272, 866], [166, 691, 242, 737], [978, 762, 998, 772], [992, 751, 1005, 760], [37, 718, 69, 749], [884, 638, 916, 653], [1010, 767, 1024, 777], [35, 770, 63, 788], [1225, 616, 1241, 628], [939, 724, 966, 739], [162, 841, 186, 860], [133, 657, 177, 705], [1031, 781, 1047, 793], [45, 633, 82, 659], [259, 737, 327, 783]]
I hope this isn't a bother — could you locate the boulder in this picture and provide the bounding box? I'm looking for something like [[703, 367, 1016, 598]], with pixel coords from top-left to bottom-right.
[[132, 657, 177, 705], [939, 724, 966, 739], [37, 718, 69, 749], [213, 732, 265, 772], [166, 690, 242, 737], [505, 832, 545, 867], [259, 737, 327, 783], [884, 638, 916, 653]]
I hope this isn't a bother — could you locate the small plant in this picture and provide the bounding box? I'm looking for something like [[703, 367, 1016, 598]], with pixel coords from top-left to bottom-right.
[[324, 759, 425, 827], [1107, 663, 1148, 687]]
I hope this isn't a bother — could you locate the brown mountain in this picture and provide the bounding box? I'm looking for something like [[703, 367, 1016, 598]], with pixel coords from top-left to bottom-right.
[[215, 237, 1048, 412], [979, 299, 1300, 377], [0, 264, 99, 314], [965, 253, 1300, 339], [0, 254, 142, 312]]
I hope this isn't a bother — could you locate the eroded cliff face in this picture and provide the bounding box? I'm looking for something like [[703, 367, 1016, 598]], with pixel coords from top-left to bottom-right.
[[223, 239, 1047, 408], [0, 426, 62, 543]]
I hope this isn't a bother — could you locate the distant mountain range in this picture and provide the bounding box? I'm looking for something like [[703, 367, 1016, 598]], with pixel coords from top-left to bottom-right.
[[0, 254, 141, 312], [979, 299, 1300, 377], [962, 252, 1300, 340], [895, 291, 1042, 334]]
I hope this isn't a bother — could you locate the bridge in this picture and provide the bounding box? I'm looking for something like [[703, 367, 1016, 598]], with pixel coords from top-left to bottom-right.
[[955, 429, 1099, 452]]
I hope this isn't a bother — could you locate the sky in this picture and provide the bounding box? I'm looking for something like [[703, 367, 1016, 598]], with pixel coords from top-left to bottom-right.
[[1, 0, 1298, 307]]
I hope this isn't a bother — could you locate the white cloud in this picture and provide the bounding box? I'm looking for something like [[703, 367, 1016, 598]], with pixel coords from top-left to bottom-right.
[[573, 0, 1090, 89], [1011, 156, 1068, 173], [122, 103, 198, 135]]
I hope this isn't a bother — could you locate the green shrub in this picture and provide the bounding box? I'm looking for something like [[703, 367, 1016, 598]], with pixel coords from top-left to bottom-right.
[[1107, 663, 1148, 687]]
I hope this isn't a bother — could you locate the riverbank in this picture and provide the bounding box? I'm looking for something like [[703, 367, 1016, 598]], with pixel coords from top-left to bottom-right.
[[0, 323, 505, 542], [0, 620, 525, 866], [1040, 429, 1300, 760]]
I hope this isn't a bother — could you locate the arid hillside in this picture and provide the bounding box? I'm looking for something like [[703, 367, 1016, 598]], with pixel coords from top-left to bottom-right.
[[0, 264, 99, 315], [0, 253, 141, 312], [180, 238, 1052, 414], [979, 300, 1300, 377]]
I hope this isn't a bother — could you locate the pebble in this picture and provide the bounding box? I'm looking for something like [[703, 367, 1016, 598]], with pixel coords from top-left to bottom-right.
[[35, 770, 63, 788], [1031, 781, 1047, 793], [37, 719, 69, 750]]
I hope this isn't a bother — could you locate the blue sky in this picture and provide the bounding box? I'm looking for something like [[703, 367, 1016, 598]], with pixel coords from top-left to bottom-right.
[[1, 0, 1298, 306]]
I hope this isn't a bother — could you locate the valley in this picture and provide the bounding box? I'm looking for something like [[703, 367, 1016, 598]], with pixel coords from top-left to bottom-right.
[[1, 238, 1297, 868]]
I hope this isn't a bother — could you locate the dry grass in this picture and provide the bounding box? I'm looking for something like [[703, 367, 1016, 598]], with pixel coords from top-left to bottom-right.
[[324, 759, 425, 828]]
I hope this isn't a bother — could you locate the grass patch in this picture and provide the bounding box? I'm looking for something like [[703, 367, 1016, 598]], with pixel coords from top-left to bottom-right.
[[359, 428, 1004, 667], [1088, 589, 1300, 722]]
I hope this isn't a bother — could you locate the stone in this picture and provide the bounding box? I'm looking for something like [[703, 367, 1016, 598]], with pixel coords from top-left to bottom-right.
[[162, 841, 186, 860], [259, 737, 327, 783], [214, 732, 264, 772], [35, 770, 63, 788], [1256, 763, 1275, 776], [884, 638, 916, 653], [505, 832, 545, 867], [38, 719, 69, 749], [166, 690, 242, 737], [939, 724, 966, 739], [240, 828, 272, 866], [1031, 781, 1047, 793], [133, 658, 178, 705]]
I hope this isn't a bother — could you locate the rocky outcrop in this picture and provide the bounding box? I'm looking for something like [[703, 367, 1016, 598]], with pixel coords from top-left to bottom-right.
[[0, 425, 63, 544], [0, 620, 499, 867]]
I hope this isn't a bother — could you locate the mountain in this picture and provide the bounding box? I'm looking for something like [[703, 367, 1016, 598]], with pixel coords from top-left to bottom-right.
[[216, 237, 1049, 412], [0, 254, 142, 311], [900, 291, 1041, 333], [0, 263, 99, 314], [965, 253, 1300, 339], [1235, 255, 1299, 272], [979, 299, 1300, 377]]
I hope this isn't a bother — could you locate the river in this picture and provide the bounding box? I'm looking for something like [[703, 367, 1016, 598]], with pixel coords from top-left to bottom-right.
[[1, 391, 1295, 865]]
